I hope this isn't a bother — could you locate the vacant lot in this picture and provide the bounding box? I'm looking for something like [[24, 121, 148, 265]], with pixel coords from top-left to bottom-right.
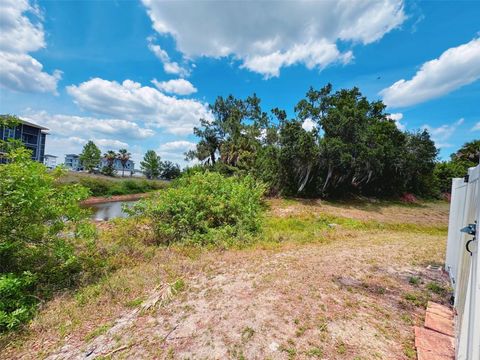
[[1, 199, 451, 359]]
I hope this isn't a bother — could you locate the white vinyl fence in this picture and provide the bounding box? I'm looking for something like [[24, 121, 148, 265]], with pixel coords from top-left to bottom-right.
[[445, 164, 479, 360]]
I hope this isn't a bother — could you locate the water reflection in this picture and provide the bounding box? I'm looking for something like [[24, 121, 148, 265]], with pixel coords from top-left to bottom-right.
[[89, 201, 136, 221]]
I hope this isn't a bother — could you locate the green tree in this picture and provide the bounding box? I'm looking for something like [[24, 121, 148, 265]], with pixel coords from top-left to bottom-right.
[[434, 161, 466, 193], [434, 140, 479, 193], [101, 150, 116, 177], [117, 148, 131, 177], [161, 160, 181, 180], [186, 94, 269, 173], [79, 141, 101, 173], [402, 130, 438, 197], [277, 119, 319, 196], [295, 84, 410, 196], [452, 140, 479, 167], [141, 150, 161, 179], [187, 85, 442, 198]]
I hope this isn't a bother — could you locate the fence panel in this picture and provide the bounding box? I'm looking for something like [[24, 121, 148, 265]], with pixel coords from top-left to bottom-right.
[[445, 164, 479, 360], [446, 178, 468, 287]]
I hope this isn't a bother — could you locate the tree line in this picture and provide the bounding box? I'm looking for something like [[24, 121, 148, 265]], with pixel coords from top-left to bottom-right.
[[186, 84, 479, 198], [78, 141, 180, 180]]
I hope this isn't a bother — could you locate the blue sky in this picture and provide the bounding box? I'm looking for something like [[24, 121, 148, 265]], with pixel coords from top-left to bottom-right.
[[0, 0, 479, 166]]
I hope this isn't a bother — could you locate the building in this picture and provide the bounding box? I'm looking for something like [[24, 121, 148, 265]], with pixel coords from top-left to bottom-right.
[[64, 154, 82, 171], [1, 117, 48, 163], [44, 154, 58, 169], [99, 157, 135, 173], [64, 154, 135, 174]]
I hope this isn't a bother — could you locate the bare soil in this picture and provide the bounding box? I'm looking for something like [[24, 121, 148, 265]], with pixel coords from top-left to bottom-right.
[[1, 200, 451, 360]]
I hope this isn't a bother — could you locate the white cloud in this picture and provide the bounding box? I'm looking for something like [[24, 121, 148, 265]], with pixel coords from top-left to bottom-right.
[[67, 78, 212, 135], [381, 38, 480, 107], [0, 0, 61, 93], [95, 138, 129, 149], [472, 122, 480, 131], [23, 111, 155, 140], [141, 0, 405, 77], [151, 78, 197, 95], [159, 140, 196, 152], [157, 140, 197, 165], [387, 112, 405, 130], [147, 36, 189, 77], [423, 118, 464, 148], [302, 118, 316, 132]]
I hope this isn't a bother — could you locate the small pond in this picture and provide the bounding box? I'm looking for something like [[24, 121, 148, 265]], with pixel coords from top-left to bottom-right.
[[87, 200, 137, 221]]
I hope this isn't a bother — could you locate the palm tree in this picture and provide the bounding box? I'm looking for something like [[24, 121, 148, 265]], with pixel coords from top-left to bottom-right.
[[102, 150, 117, 176], [117, 148, 131, 177]]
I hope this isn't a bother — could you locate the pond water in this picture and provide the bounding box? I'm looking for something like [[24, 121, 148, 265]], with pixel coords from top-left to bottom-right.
[[88, 200, 137, 221]]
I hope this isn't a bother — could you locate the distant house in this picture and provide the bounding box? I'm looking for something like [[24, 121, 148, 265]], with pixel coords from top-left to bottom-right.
[[64, 154, 83, 171], [1, 117, 48, 163], [44, 154, 57, 169], [99, 157, 135, 173], [64, 154, 135, 173]]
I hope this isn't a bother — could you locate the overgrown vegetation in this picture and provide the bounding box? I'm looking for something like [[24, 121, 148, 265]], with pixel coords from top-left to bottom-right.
[[187, 85, 477, 198], [130, 172, 265, 246], [0, 148, 90, 331], [74, 176, 167, 197]]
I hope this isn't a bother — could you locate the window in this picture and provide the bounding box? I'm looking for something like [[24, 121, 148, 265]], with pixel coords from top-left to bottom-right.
[[4, 127, 15, 139], [22, 134, 38, 145]]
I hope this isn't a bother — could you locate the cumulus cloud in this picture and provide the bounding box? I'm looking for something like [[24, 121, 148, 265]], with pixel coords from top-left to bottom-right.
[[157, 140, 197, 165], [151, 78, 197, 95], [381, 38, 480, 107], [423, 118, 464, 148], [0, 0, 61, 93], [159, 140, 196, 152], [387, 112, 405, 130], [147, 36, 189, 77], [23, 111, 155, 140], [141, 0, 405, 77], [302, 118, 316, 132], [472, 122, 480, 131], [67, 78, 212, 135]]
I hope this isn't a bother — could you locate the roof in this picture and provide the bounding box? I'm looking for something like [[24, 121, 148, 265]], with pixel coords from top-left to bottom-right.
[[44, 154, 58, 158], [65, 154, 80, 157], [1, 115, 49, 131], [20, 119, 49, 131]]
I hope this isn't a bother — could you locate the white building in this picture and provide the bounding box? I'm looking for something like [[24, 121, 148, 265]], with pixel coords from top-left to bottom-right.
[[99, 157, 135, 173], [44, 154, 57, 169], [64, 154, 82, 171]]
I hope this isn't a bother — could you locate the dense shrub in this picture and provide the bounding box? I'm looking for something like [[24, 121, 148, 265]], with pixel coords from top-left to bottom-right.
[[0, 149, 89, 331], [131, 172, 265, 245]]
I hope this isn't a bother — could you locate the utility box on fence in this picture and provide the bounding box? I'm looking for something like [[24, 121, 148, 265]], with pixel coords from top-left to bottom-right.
[[445, 164, 479, 360]]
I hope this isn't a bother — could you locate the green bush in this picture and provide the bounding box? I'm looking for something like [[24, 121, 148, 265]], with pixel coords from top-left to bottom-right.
[[131, 172, 265, 246], [0, 148, 89, 331], [0, 272, 36, 330], [79, 177, 111, 196]]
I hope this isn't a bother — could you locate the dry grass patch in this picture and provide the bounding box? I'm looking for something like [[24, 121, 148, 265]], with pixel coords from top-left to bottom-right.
[[0, 199, 451, 359]]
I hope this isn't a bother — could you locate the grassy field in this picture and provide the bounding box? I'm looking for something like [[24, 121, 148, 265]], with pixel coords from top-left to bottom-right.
[[58, 171, 168, 197], [0, 199, 451, 359]]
